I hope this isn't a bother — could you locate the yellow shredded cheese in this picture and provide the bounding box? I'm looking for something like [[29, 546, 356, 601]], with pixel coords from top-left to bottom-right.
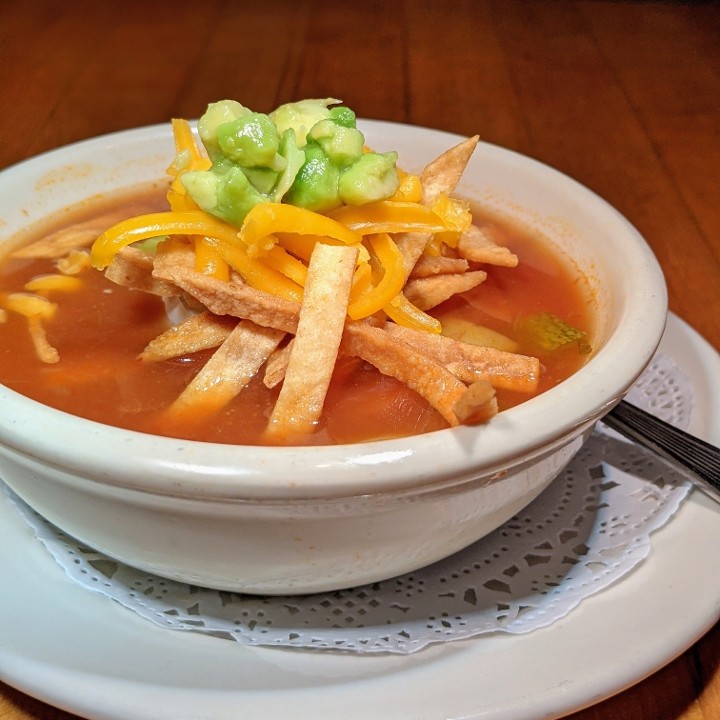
[[193, 238, 230, 282], [329, 201, 447, 235], [56, 249, 92, 275], [24, 274, 83, 293], [27, 316, 59, 364], [384, 292, 442, 334], [347, 234, 406, 320], [3, 293, 57, 320]]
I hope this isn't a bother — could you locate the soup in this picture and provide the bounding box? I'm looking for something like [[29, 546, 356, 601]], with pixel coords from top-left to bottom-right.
[[0, 184, 593, 446]]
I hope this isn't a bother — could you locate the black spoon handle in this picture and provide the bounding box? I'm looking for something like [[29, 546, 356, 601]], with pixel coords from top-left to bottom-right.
[[603, 399, 720, 505]]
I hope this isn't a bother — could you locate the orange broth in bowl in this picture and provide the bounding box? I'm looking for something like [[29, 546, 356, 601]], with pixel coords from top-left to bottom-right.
[[0, 186, 594, 446]]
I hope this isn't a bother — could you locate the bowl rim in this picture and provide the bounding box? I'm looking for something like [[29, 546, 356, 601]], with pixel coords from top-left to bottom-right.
[[0, 120, 668, 501]]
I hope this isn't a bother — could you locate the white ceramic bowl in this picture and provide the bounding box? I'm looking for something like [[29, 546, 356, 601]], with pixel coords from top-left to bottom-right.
[[0, 120, 667, 594]]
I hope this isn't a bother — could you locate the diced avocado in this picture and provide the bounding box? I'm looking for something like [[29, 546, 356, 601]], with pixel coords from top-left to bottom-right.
[[338, 151, 399, 205], [197, 100, 252, 161], [272, 129, 307, 202], [181, 166, 266, 227], [284, 142, 342, 212], [269, 98, 340, 147], [216, 113, 283, 169], [243, 166, 281, 195], [181, 97, 401, 225], [329, 106, 357, 128], [308, 119, 364, 168]]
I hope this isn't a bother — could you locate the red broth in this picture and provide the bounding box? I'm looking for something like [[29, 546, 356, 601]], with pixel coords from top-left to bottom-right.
[[0, 187, 594, 446]]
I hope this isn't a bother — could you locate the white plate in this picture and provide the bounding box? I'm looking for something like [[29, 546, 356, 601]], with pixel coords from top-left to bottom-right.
[[1, 312, 719, 720]]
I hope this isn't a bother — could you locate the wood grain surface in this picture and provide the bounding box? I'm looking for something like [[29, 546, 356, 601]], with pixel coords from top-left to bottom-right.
[[0, 1, 718, 718]]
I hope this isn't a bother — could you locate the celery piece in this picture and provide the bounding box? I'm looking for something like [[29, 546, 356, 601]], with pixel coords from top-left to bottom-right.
[[516, 312, 591, 354]]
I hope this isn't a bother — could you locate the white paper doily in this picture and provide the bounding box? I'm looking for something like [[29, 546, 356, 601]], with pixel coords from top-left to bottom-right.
[[6, 352, 693, 655]]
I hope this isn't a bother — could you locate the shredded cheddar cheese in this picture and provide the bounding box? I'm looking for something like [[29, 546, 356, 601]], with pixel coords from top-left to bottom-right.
[[24, 274, 83, 293], [88, 119, 475, 330]]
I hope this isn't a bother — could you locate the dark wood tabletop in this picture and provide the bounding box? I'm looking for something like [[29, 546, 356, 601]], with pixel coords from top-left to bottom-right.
[[1, 1, 719, 718]]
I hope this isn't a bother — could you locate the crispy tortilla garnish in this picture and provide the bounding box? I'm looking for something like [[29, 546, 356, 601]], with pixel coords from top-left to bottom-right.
[[454, 379, 498, 424], [11, 228, 100, 259], [394, 136, 480, 276], [167, 319, 285, 420], [265, 243, 359, 439], [395, 232, 430, 275], [344, 322, 467, 426], [395, 135, 480, 290], [457, 224, 519, 267], [263, 339, 293, 389], [384, 323, 540, 393], [403, 270, 487, 310], [420, 136, 480, 205], [106, 246, 182, 297], [152, 243, 300, 333], [410, 256, 470, 278], [140, 311, 236, 361], [10, 212, 133, 259]]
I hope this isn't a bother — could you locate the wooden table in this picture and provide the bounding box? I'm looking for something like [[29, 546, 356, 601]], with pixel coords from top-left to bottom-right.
[[1, 1, 718, 718]]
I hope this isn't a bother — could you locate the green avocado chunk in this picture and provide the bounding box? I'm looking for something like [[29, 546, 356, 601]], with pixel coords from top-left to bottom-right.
[[178, 98, 401, 226]]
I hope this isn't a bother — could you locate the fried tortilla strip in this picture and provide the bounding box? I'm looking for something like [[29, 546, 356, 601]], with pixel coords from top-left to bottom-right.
[[10, 211, 134, 259], [454, 379, 498, 424], [410, 256, 469, 279], [12, 228, 99, 259], [457, 224, 519, 268], [403, 270, 487, 310], [395, 232, 430, 276], [263, 339, 293, 389], [167, 319, 285, 420], [420, 135, 480, 206], [384, 323, 540, 393], [265, 243, 359, 439], [140, 311, 236, 362], [106, 246, 181, 297], [395, 135, 480, 274], [344, 322, 466, 426], [152, 244, 300, 333]]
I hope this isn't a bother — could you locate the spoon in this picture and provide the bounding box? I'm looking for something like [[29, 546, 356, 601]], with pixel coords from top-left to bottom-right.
[[602, 399, 720, 505]]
